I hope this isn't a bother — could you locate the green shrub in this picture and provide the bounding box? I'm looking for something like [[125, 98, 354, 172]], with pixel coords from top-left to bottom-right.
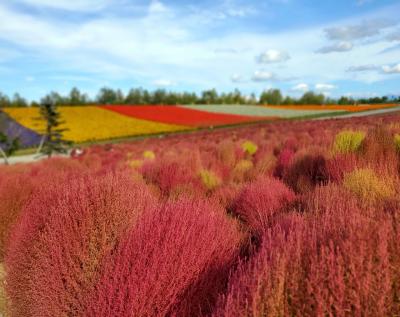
[[395, 134, 400, 152], [333, 130, 365, 154], [241, 141, 258, 155], [199, 170, 221, 190], [143, 150, 155, 160]]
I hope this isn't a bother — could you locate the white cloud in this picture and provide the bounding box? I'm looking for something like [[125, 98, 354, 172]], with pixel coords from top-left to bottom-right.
[[149, 0, 169, 14], [252, 70, 276, 82], [256, 49, 290, 64], [382, 63, 400, 74], [291, 83, 309, 92], [153, 79, 175, 87], [231, 73, 245, 83], [315, 83, 336, 90], [316, 41, 353, 53]]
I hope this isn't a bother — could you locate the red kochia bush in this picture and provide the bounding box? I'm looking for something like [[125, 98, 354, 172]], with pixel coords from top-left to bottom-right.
[[85, 198, 241, 317], [233, 177, 295, 236], [141, 158, 200, 196], [0, 172, 34, 260], [216, 185, 398, 316], [5, 173, 154, 317], [273, 147, 295, 178], [283, 153, 329, 193]]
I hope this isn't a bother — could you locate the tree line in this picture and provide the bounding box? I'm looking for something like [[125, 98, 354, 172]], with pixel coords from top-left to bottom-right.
[[0, 87, 398, 107]]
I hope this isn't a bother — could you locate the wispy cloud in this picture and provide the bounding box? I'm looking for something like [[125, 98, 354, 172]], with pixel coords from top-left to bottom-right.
[[324, 19, 396, 41], [291, 83, 309, 92], [316, 41, 353, 53], [13, 0, 112, 11], [346, 64, 380, 72]]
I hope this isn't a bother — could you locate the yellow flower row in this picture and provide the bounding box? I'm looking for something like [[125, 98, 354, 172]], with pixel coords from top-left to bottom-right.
[[3, 106, 191, 143]]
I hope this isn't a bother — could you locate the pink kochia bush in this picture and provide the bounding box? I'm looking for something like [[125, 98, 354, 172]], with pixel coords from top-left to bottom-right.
[[233, 177, 295, 236], [5, 173, 155, 317], [216, 185, 400, 316], [0, 171, 34, 260], [85, 198, 242, 317]]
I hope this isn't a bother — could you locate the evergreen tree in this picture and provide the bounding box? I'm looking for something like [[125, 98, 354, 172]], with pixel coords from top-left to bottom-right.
[[38, 101, 71, 158]]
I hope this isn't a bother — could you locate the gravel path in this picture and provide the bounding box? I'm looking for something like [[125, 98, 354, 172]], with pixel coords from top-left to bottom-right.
[[313, 105, 400, 119]]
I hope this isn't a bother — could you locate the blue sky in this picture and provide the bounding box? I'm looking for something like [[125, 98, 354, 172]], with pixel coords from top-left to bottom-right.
[[0, 0, 399, 101]]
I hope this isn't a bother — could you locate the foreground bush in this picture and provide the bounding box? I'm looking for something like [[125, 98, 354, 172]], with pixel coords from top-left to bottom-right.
[[6, 173, 154, 317], [0, 172, 33, 260], [332, 130, 365, 154], [233, 177, 295, 236], [284, 153, 329, 193], [85, 198, 241, 317], [216, 186, 399, 316]]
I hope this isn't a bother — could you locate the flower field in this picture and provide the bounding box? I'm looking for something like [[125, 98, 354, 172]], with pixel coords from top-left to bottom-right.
[[2, 104, 399, 146], [101, 105, 274, 126], [0, 110, 400, 316], [180, 104, 345, 118], [2, 106, 190, 143], [0, 112, 42, 148]]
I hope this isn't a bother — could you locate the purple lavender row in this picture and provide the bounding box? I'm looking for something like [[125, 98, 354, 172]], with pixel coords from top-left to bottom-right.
[[0, 111, 42, 148]]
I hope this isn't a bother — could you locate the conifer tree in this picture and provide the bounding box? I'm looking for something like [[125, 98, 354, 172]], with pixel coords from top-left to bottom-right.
[[38, 101, 71, 158]]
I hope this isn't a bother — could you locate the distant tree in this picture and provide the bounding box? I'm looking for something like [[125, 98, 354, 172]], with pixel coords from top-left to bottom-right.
[[165, 92, 179, 105], [142, 90, 151, 104], [11, 93, 28, 107], [231, 88, 245, 104], [325, 97, 337, 105], [201, 89, 219, 104], [338, 96, 356, 105], [96, 87, 124, 105], [0, 92, 11, 108], [246, 93, 258, 105], [260, 89, 283, 105], [125, 88, 145, 104], [0, 132, 20, 164], [181, 92, 198, 104], [151, 89, 167, 104], [41, 91, 66, 105], [282, 96, 295, 105], [68, 87, 88, 105], [37, 101, 71, 158], [299, 91, 325, 105]]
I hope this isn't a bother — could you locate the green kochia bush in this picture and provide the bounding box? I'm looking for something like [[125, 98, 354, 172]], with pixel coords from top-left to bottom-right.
[[332, 130, 365, 154], [394, 134, 400, 152], [241, 141, 258, 156]]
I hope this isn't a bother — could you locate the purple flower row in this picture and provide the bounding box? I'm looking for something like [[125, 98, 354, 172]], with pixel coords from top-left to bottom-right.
[[0, 111, 42, 148]]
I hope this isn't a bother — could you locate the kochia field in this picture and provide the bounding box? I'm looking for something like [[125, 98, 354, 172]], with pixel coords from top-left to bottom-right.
[[0, 111, 400, 316]]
